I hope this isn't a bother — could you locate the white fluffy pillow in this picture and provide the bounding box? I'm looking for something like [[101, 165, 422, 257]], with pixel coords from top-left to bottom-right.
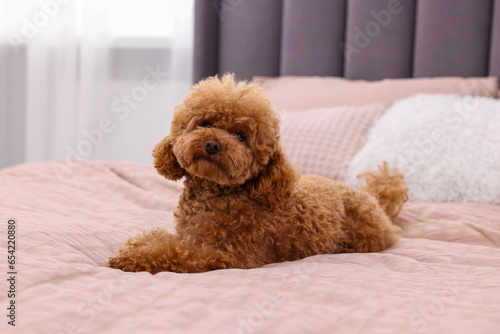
[[345, 94, 500, 204]]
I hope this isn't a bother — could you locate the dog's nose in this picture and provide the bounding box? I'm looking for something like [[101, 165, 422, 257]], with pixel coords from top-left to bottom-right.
[[205, 140, 221, 155]]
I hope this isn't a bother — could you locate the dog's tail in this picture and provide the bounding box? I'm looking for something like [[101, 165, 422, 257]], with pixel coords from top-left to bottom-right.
[[358, 162, 408, 222]]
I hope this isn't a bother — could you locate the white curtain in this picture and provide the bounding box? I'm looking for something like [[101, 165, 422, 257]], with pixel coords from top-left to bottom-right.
[[0, 0, 194, 169]]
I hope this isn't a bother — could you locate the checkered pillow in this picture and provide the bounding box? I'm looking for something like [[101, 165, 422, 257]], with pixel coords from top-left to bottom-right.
[[280, 103, 386, 182]]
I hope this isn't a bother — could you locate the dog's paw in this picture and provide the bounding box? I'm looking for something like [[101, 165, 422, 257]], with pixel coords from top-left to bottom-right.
[[108, 250, 171, 274], [108, 254, 134, 272]]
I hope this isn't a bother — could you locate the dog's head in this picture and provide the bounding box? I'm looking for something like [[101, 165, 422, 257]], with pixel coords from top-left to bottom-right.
[[153, 74, 298, 204]]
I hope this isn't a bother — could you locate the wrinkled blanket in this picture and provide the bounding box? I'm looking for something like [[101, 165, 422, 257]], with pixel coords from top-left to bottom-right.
[[0, 161, 499, 334]]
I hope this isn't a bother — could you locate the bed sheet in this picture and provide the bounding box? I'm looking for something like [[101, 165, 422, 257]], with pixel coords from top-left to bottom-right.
[[0, 161, 499, 334]]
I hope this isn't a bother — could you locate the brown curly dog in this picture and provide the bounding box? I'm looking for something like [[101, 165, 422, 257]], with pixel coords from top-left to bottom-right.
[[108, 74, 408, 274]]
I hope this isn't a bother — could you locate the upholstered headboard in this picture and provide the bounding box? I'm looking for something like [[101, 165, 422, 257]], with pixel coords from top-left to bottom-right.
[[193, 0, 500, 83]]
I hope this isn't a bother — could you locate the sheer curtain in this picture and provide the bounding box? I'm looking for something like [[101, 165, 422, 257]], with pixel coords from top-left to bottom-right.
[[0, 0, 194, 170]]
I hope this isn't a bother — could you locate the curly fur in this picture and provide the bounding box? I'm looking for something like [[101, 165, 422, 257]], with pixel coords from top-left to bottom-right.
[[358, 161, 408, 222], [108, 74, 408, 274]]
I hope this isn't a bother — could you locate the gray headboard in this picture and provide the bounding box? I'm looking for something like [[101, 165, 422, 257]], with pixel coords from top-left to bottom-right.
[[193, 0, 500, 83]]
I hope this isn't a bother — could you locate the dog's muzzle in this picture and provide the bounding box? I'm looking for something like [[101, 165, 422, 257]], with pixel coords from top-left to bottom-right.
[[205, 140, 221, 155]]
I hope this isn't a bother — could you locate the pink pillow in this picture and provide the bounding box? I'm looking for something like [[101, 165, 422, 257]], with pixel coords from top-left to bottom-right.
[[254, 76, 499, 111], [280, 103, 386, 181]]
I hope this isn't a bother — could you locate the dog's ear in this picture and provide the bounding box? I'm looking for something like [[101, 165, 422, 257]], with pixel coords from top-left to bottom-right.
[[249, 150, 298, 205], [152, 136, 185, 180]]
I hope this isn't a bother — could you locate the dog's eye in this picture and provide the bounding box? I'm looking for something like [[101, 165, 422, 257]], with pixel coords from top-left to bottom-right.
[[232, 132, 246, 142], [200, 121, 212, 128]]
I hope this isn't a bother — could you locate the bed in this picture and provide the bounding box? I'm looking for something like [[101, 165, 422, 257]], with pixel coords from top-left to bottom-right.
[[2, 0, 500, 333]]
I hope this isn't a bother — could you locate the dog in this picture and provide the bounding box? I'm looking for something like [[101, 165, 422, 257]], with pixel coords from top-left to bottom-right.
[[108, 74, 408, 274]]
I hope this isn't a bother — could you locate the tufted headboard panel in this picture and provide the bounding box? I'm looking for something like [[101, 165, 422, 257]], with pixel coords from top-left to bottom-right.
[[193, 0, 500, 83]]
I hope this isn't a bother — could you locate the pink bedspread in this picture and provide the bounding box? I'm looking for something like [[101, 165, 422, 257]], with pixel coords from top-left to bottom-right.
[[1, 161, 499, 333]]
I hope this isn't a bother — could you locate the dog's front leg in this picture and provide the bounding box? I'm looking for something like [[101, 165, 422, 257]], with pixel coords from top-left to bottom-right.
[[108, 228, 237, 274]]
